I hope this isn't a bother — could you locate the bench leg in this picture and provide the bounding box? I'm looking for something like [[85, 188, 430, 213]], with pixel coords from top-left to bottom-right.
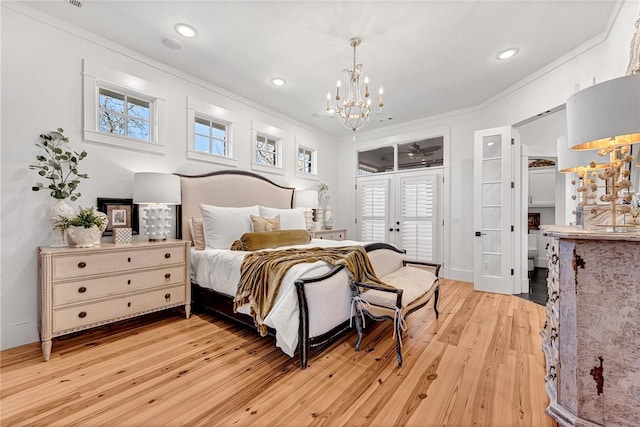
[[433, 285, 440, 319], [354, 311, 363, 351], [395, 319, 403, 368]]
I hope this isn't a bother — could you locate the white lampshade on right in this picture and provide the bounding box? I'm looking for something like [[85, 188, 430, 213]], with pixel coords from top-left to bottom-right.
[[566, 74, 640, 230], [133, 173, 181, 241], [294, 189, 318, 231]]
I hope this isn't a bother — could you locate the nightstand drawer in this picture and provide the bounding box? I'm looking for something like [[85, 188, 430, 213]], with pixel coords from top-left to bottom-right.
[[52, 245, 185, 280], [312, 229, 346, 240], [53, 265, 186, 306], [52, 284, 185, 333]]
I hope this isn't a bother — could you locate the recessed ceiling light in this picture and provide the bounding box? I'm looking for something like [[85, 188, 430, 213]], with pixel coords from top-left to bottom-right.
[[497, 48, 519, 60], [175, 23, 198, 38], [271, 77, 286, 87]]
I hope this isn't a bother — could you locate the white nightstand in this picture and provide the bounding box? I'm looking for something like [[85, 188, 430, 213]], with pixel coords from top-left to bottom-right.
[[38, 240, 190, 361], [310, 229, 346, 240]]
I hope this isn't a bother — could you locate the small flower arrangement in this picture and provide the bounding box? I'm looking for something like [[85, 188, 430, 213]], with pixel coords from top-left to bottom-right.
[[54, 207, 108, 231], [318, 182, 329, 206]]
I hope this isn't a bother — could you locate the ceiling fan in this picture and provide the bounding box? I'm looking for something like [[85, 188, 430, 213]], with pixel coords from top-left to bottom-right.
[[403, 142, 439, 159]]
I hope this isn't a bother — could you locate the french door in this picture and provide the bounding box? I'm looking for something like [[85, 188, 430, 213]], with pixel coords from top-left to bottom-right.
[[473, 126, 515, 294], [357, 169, 441, 263]]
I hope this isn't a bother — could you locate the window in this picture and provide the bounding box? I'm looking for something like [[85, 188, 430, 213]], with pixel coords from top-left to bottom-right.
[[194, 116, 228, 156], [256, 134, 279, 166], [187, 97, 237, 166], [298, 147, 313, 173], [83, 60, 167, 153], [98, 88, 151, 141], [251, 120, 284, 174]]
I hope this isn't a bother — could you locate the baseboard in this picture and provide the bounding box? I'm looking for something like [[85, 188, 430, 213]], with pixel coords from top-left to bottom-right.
[[1, 321, 39, 351], [444, 267, 473, 283]]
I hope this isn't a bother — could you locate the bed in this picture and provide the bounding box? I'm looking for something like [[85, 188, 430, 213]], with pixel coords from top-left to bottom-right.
[[177, 170, 406, 368]]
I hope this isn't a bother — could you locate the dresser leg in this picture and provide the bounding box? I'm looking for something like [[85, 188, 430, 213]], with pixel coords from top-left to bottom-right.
[[41, 340, 52, 361], [185, 303, 191, 319]]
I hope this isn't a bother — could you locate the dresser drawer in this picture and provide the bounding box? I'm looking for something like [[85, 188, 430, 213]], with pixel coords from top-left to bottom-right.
[[52, 284, 185, 333], [53, 265, 186, 306], [52, 245, 185, 280]]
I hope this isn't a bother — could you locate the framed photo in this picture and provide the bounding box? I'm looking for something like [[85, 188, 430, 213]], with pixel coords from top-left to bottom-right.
[[528, 213, 541, 230], [97, 198, 139, 236]]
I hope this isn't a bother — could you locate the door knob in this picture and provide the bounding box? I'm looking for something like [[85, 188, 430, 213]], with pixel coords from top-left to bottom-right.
[[475, 231, 486, 236]]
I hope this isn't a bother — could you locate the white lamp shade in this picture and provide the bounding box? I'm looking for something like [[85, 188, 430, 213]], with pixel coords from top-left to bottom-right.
[[294, 189, 318, 209], [567, 74, 640, 150], [132, 172, 181, 205]]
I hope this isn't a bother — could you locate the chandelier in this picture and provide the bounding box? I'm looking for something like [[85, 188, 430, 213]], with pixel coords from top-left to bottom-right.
[[326, 37, 384, 139]]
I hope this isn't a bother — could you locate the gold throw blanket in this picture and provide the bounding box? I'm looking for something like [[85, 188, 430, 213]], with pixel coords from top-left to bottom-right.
[[234, 245, 392, 336]]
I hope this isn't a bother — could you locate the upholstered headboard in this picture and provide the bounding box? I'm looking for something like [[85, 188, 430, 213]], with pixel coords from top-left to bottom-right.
[[177, 170, 295, 243]]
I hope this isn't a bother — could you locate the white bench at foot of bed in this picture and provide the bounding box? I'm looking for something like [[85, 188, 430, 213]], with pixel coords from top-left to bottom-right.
[[350, 260, 441, 367]]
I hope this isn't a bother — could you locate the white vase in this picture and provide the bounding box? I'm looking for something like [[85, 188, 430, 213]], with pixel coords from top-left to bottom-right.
[[68, 225, 102, 248], [323, 196, 333, 230], [48, 200, 74, 247]]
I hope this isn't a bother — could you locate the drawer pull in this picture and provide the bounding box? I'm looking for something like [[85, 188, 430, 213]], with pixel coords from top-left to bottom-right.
[[127, 279, 131, 285], [127, 302, 131, 307], [78, 311, 87, 319], [127, 257, 131, 263], [78, 287, 87, 293], [164, 253, 171, 259], [165, 293, 171, 302], [165, 273, 171, 279], [78, 262, 87, 269]]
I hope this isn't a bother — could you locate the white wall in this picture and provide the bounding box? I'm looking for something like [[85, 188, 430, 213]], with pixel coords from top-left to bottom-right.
[[0, 5, 340, 349], [336, 0, 640, 282]]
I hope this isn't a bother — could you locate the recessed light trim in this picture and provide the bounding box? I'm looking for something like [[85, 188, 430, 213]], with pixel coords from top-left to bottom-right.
[[175, 23, 198, 38], [271, 77, 286, 87], [497, 48, 519, 60]]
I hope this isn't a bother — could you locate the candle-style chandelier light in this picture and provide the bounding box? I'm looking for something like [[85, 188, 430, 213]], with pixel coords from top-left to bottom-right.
[[326, 37, 384, 140]]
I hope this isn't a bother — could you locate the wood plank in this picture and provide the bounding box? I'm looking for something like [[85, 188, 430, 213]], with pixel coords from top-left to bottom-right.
[[0, 280, 557, 427]]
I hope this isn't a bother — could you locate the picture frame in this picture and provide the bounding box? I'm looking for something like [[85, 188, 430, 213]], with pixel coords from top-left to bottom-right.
[[528, 212, 541, 230], [97, 198, 139, 236]]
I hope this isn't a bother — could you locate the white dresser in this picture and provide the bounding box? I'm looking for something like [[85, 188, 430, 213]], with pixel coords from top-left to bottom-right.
[[38, 240, 191, 361]]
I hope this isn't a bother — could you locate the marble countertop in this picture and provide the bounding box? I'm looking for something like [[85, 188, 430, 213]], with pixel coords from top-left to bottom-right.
[[541, 225, 640, 241]]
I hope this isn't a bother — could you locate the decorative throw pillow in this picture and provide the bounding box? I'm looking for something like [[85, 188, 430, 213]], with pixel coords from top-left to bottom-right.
[[189, 217, 206, 250], [250, 215, 280, 232], [258, 207, 306, 230], [230, 229, 311, 251], [200, 204, 260, 249]]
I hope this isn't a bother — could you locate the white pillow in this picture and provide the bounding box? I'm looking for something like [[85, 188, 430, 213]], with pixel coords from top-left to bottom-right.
[[258, 206, 306, 230], [200, 204, 260, 249]]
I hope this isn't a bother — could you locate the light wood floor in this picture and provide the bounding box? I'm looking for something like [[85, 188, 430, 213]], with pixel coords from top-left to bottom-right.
[[1, 280, 556, 427]]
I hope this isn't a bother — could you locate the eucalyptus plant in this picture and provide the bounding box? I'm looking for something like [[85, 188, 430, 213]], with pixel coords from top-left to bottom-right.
[[29, 128, 88, 201]]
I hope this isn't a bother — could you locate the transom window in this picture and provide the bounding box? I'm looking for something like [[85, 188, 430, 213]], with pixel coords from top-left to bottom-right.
[[194, 116, 228, 156], [98, 88, 151, 141], [256, 134, 279, 167], [297, 146, 317, 175]]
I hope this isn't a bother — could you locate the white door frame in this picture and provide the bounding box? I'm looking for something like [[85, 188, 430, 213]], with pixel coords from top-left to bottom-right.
[[473, 126, 523, 294]]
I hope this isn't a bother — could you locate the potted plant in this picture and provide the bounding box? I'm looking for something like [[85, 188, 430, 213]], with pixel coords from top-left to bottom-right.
[[29, 128, 89, 246], [56, 207, 108, 248]]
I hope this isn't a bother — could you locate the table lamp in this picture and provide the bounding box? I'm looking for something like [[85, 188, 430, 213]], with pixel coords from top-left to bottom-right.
[[294, 189, 318, 231], [133, 172, 181, 241], [566, 74, 640, 231]]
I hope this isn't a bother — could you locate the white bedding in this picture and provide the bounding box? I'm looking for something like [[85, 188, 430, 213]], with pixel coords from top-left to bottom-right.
[[190, 238, 364, 357]]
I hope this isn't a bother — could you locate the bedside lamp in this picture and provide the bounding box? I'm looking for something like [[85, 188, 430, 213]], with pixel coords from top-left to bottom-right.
[[294, 189, 318, 231], [567, 74, 640, 231], [133, 172, 181, 241]]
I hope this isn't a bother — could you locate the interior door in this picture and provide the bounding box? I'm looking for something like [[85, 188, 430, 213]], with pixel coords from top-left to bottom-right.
[[356, 176, 390, 243], [396, 171, 439, 262], [473, 127, 515, 294]]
